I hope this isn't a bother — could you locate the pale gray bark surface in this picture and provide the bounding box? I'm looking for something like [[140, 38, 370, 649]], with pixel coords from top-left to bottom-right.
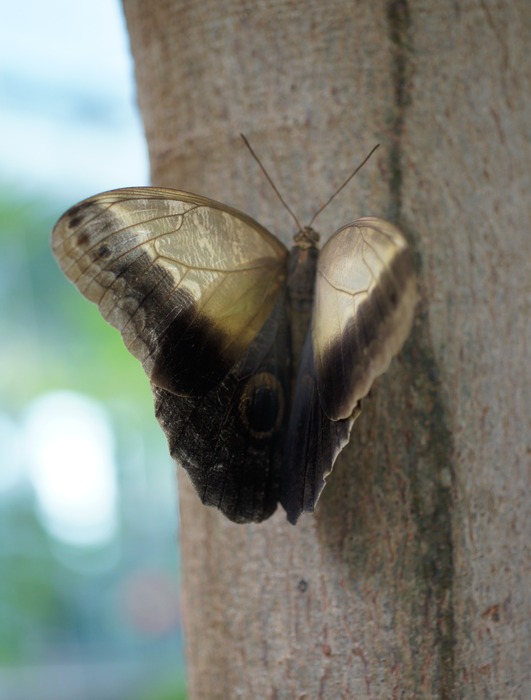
[[123, 1, 530, 697]]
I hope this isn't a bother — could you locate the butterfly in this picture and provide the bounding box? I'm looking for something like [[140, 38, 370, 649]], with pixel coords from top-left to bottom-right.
[[51, 154, 417, 525]]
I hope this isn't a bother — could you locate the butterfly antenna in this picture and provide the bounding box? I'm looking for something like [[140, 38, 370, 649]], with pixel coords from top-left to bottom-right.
[[240, 134, 303, 232], [307, 143, 380, 228]]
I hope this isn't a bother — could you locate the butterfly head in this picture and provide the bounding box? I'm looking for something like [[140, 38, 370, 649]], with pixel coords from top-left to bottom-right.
[[293, 226, 320, 249]]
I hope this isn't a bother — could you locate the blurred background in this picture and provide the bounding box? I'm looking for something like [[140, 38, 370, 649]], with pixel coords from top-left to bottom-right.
[[0, 1, 186, 698]]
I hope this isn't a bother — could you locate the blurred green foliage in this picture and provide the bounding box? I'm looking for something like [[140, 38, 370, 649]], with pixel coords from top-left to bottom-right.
[[0, 185, 150, 407], [0, 186, 187, 699]]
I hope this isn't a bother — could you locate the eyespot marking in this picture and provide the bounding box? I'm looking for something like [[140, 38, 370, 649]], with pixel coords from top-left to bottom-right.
[[239, 371, 284, 440]]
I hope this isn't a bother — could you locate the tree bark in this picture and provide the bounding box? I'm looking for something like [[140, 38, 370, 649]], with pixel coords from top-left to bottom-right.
[[123, 1, 530, 697]]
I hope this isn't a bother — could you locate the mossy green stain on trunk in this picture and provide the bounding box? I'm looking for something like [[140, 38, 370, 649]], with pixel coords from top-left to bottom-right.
[[404, 323, 457, 699]]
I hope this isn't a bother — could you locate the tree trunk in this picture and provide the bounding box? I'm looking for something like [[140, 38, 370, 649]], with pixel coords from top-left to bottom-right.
[[123, 1, 530, 697]]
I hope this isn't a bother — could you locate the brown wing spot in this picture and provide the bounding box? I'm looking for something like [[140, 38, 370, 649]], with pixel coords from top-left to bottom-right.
[[95, 244, 112, 260], [67, 202, 93, 229], [77, 231, 90, 246]]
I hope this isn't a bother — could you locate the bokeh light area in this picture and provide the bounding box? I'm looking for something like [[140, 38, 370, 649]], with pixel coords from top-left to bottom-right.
[[0, 2, 186, 699]]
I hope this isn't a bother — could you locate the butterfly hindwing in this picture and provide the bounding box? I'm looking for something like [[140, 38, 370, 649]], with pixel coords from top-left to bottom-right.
[[154, 292, 290, 523], [280, 330, 359, 524]]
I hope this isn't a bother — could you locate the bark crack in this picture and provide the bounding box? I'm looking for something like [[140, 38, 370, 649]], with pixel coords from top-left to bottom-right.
[[387, 2, 457, 698], [386, 0, 413, 222]]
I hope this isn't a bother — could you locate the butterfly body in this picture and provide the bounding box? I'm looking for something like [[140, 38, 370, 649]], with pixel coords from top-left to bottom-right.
[[286, 231, 319, 361], [52, 187, 417, 524]]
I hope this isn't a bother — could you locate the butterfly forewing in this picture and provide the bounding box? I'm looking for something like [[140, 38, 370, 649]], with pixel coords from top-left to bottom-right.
[[52, 188, 288, 397], [312, 217, 417, 421]]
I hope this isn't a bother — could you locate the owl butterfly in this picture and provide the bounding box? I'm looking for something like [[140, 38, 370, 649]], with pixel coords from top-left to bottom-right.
[[52, 143, 417, 525]]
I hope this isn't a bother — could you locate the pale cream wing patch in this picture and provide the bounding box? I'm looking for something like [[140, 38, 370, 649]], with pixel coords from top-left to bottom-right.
[[312, 217, 417, 421], [52, 187, 288, 396]]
